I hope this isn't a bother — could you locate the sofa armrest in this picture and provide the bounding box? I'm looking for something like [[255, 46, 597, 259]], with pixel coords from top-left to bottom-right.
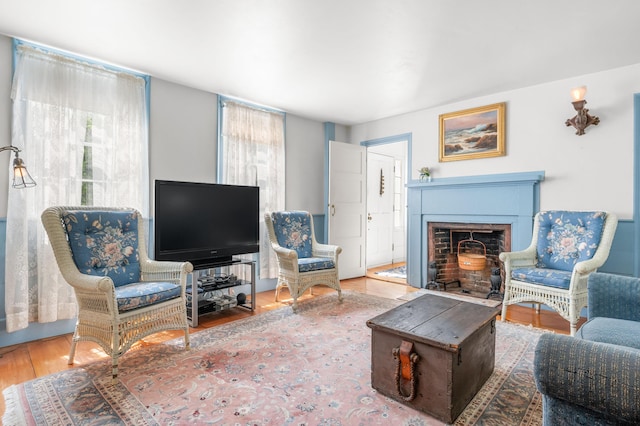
[[588, 272, 640, 322], [534, 333, 640, 424]]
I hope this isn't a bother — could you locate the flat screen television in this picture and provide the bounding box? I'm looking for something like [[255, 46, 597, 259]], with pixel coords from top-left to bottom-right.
[[154, 180, 260, 268]]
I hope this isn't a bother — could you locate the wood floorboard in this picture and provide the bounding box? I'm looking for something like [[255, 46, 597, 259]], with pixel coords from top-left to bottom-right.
[[0, 272, 579, 418]]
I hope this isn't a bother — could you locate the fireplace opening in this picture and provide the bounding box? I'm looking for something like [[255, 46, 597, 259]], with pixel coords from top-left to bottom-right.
[[427, 222, 511, 298]]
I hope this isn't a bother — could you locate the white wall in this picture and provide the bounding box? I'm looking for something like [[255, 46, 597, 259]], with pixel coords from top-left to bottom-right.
[[351, 64, 640, 220], [149, 78, 218, 213], [285, 115, 325, 213]]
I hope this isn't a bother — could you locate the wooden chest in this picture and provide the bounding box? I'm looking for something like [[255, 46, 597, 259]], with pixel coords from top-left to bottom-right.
[[366, 294, 500, 423]]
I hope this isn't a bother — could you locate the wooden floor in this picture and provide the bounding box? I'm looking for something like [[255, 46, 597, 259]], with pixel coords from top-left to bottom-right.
[[365, 262, 407, 285], [0, 274, 580, 418]]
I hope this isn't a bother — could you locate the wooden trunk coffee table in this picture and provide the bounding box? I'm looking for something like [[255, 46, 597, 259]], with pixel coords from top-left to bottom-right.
[[366, 293, 501, 423]]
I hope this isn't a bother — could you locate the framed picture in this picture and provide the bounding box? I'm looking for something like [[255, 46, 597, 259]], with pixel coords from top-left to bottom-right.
[[439, 102, 506, 162]]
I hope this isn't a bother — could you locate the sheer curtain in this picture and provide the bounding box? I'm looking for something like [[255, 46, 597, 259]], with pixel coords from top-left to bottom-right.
[[220, 100, 285, 279], [5, 44, 149, 332]]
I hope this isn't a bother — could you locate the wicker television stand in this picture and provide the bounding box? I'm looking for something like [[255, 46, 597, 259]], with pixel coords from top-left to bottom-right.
[[187, 258, 256, 327]]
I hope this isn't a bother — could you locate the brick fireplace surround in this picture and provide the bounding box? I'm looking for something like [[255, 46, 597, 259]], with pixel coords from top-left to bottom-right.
[[406, 171, 545, 289], [428, 222, 511, 295]]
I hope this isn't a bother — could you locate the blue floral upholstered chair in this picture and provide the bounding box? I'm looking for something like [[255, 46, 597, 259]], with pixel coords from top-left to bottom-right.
[[499, 211, 618, 336], [264, 211, 342, 311], [533, 272, 640, 425], [41, 206, 193, 383]]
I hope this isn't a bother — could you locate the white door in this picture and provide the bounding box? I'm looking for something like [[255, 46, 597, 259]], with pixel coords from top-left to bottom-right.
[[366, 152, 394, 267], [328, 141, 366, 279]]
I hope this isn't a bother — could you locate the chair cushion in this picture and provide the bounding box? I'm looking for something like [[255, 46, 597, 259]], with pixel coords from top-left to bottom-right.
[[576, 317, 640, 351], [536, 211, 606, 272], [298, 257, 335, 273], [270, 211, 313, 259], [115, 281, 182, 313], [62, 210, 141, 287], [512, 267, 572, 289]]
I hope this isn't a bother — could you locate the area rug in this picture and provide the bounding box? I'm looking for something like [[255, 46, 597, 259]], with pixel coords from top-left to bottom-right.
[[3, 292, 544, 425], [374, 265, 407, 279]]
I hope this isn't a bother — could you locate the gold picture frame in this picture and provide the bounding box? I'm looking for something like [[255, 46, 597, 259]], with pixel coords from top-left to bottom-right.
[[439, 102, 506, 162]]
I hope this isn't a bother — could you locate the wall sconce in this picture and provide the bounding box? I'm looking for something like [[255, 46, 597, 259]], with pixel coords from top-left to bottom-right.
[[0, 146, 37, 188], [565, 86, 600, 135]]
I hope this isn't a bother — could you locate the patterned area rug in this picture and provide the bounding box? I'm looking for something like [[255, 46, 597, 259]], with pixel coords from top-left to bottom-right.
[[3, 292, 544, 425]]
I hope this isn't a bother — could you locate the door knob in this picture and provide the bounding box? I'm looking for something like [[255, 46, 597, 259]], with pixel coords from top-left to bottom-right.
[[368, 213, 372, 222]]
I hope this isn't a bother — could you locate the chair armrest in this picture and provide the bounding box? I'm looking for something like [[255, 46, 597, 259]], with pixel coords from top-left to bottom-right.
[[587, 272, 640, 321], [65, 269, 114, 293], [573, 245, 615, 275], [141, 259, 193, 275], [140, 259, 193, 287], [573, 211, 617, 274], [270, 245, 298, 260], [499, 246, 537, 267], [534, 333, 640, 424], [313, 243, 342, 260]]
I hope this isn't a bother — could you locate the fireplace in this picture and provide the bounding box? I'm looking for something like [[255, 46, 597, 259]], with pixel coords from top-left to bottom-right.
[[427, 222, 511, 296], [406, 171, 545, 288]]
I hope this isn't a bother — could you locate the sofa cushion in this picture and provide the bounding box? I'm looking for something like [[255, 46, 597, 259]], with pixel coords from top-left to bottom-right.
[[115, 281, 182, 313], [576, 317, 640, 351], [62, 210, 141, 287], [536, 211, 606, 272], [511, 267, 572, 289], [298, 257, 335, 273], [270, 211, 313, 259]]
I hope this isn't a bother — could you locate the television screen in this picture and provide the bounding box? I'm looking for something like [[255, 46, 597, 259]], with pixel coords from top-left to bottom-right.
[[154, 180, 259, 268]]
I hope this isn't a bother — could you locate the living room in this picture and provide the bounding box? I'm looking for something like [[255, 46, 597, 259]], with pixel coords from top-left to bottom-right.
[[1, 1, 640, 424]]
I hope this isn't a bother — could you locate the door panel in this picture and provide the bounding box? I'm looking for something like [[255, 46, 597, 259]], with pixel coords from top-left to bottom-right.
[[366, 152, 394, 267], [328, 141, 366, 279]]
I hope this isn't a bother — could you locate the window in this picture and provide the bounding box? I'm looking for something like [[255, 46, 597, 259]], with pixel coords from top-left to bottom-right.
[[219, 98, 285, 279], [4, 41, 149, 332]]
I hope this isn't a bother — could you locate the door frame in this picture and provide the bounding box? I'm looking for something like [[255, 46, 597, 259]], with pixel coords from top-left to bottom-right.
[[366, 151, 396, 268], [362, 133, 412, 270], [323, 127, 412, 274]]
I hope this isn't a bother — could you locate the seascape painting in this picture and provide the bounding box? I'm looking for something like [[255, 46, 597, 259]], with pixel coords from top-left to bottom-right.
[[439, 103, 505, 162]]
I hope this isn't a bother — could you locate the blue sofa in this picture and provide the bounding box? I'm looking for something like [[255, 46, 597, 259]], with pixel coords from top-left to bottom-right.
[[533, 272, 640, 425]]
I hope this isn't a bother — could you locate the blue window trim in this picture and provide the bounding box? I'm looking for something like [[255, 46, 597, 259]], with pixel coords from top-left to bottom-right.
[[12, 39, 151, 126], [216, 95, 286, 183]]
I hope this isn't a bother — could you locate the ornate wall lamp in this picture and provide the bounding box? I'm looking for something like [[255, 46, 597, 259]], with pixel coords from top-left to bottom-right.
[[565, 86, 600, 136], [0, 145, 37, 188]]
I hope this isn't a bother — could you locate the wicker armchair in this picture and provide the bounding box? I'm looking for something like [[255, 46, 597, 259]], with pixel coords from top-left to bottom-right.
[[264, 211, 342, 311], [41, 206, 192, 383], [500, 210, 618, 336]]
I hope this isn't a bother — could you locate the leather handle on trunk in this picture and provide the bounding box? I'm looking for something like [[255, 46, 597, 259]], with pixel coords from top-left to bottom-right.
[[399, 340, 413, 380], [392, 340, 420, 401]]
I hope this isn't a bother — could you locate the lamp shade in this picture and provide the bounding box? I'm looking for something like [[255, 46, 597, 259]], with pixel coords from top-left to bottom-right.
[[13, 157, 37, 188], [570, 86, 587, 102]]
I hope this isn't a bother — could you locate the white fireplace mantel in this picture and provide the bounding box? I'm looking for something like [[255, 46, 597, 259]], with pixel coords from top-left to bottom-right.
[[406, 171, 545, 288]]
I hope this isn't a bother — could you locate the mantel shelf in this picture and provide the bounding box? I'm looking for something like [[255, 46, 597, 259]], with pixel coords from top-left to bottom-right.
[[408, 171, 545, 188]]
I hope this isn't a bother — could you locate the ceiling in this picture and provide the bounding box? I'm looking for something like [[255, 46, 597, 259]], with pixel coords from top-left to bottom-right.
[[2, 1, 640, 125]]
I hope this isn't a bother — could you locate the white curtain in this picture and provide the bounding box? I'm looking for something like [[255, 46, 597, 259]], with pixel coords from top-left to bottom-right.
[[220, 100, 285, 279], [5, 44, 149, 332]]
